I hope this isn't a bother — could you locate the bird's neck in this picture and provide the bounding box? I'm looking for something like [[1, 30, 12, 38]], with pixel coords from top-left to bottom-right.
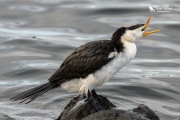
[[111, 37, 136, 58], [111, 39, 123, 53], [121, 39, 137, 59]]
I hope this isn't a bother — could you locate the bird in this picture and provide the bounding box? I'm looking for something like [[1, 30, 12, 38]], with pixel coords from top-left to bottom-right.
[[11, 16, 160, 111]]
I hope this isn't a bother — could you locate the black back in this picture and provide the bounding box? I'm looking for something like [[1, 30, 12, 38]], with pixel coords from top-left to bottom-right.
[[49, 40, 119, 83]]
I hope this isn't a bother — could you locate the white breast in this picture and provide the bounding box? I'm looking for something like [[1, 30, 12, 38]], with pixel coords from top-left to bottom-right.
[[90, 41, 137, 88]]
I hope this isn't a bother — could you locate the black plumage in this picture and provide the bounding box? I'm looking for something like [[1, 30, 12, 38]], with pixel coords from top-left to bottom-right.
[[11, 83, 57, 103], [49, 27, 129, 83], [49, 40, 122, 83], [127, 24, 144, 30], [11, 27, 126, 103], [111, 27, 125, 52]]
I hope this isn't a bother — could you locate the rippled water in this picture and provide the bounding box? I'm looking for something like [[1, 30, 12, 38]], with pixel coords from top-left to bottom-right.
[[0, 0, 180, 120]]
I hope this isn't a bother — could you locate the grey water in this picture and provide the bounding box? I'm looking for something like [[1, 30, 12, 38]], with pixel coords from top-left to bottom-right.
[[0, 0, 179, 120]]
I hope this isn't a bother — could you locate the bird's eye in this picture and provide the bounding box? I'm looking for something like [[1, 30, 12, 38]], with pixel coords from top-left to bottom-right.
[[141, 28, 144, 31]]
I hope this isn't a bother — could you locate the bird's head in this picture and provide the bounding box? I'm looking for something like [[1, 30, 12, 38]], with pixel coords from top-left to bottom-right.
[[111, 16, 160, 43]]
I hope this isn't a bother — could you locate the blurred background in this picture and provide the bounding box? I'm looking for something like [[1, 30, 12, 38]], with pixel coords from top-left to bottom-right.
[[0, 0, 179, 120]]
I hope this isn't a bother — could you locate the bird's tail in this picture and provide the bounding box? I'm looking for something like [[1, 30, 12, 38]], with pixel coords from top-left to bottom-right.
[[11, 82, 58, 104]]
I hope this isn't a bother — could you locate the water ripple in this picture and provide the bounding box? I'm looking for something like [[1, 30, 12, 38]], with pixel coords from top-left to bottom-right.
[[8, 5, 47, 12]]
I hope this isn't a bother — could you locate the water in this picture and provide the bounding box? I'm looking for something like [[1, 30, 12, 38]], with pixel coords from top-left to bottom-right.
[[0, 0, 180, 120]]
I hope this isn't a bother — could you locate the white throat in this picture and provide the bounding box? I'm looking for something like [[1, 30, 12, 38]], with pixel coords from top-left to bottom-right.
[[121, 39, 137, 60]]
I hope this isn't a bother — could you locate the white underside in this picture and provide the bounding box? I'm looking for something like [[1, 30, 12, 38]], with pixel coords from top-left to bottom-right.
[[61, 40, 137, 96]]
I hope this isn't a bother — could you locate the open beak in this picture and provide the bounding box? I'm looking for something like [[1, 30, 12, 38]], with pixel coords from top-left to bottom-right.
[[142, 16, 160, 37]]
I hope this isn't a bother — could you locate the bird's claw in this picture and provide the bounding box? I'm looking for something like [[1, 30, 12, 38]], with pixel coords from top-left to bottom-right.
[[90, 99, 104, 112], [85, 90, 105, 112]]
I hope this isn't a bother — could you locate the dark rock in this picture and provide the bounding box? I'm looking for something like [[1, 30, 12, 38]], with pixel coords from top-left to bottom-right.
[[57, 95, 115, 120], [57, 95, 160, 120], [133, 104, 160, 120], [83, 104, 160, 120], [82, 110, 149, 120]]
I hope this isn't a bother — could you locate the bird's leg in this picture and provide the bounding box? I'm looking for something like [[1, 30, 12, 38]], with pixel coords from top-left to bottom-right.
[[87, 90, 104, 112], [91, 89, 116, 109], [79, 85, 104, 111], [91, 89, 102, 103], [91, 89, 98, 96]]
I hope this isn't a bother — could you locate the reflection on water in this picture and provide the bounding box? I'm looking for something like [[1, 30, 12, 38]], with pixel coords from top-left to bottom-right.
[[0, 0, 180, 120]]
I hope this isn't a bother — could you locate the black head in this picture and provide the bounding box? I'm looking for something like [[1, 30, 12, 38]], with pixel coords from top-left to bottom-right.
[[111, 16, 160, 45], [111, 27, 126, 43], [127, 24, 144, 31], [111, 24, 145, 43]]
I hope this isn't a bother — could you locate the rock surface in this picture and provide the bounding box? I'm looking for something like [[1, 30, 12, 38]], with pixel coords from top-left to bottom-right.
[[57, 95, 160, 120]]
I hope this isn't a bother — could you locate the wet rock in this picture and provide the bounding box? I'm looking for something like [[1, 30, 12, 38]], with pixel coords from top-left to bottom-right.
[[133, 104, 160, 120], [83, 104, 160, 120], [57, 95, 115, 120], [82, 109, 148, 120], [57, 95, 160, 120]]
